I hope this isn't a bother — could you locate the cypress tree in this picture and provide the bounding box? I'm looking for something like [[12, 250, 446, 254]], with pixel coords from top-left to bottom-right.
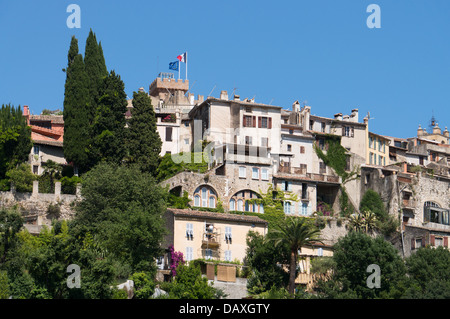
[[63, 36, 90, 174], [84, 29, 108, 123], [89, 70, 128, 167], [126, 91, 162, 175]]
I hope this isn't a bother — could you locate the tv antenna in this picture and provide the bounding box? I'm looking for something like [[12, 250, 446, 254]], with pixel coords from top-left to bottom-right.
[[208, 85, 216, 97]]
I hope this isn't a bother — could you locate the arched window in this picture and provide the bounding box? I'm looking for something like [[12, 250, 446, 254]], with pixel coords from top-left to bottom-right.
[[424, 201, 449, 225], [230, 190, 263, 213], [193, 185, 217, 209]]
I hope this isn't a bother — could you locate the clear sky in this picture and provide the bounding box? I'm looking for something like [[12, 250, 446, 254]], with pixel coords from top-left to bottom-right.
[[1, 0, 450, 138]]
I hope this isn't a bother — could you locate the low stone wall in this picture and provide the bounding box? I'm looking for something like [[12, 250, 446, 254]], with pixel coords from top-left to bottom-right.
[[0, 181, 79, 230]]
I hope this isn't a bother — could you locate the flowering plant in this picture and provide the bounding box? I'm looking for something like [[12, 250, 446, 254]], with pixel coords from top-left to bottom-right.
[[169, 244, 185, 276]]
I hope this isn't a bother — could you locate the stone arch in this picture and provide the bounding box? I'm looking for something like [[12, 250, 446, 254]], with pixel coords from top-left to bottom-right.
[[229, 189, 264, 213]]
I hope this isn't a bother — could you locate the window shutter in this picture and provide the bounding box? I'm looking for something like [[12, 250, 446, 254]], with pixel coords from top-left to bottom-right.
[[444, 236, 448, 247], [423, 235, 428, 247], [258, 116, 262, 128], [411, 238, 415, 250], [252, 116, 256, 127], [288, 181, 292, 192], [351, 127, 354, 138], [268, 117, 272, 129], [342, 127, 345, 136], [243, 115, 246, 127], [430, 235, 435, 246]]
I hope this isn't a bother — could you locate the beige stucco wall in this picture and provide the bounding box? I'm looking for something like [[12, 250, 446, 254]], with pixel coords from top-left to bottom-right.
[[173, 215, 266, 263]]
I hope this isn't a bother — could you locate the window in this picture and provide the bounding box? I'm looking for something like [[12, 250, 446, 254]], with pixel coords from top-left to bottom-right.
[[186, 247, 193, 261], [317, 248, 323, 257], [204, 249, 213, 260], [229, 199, 236, 211], [301, 183, 308, 200], [378, 139, 382, 152], [237, 199, 243, 211], [343, 126, 353, 137], [318, 138, 325, 150], [224, 250, 232, 261], [378, 155, 382, 166], [300, 146, 305, 154], [369, 136, 373, 149], [284, 201, 292, 214], [184, 138, 189, 145], [435, 237, 443, 247], [261, 168, 269, 180], [369, 152, 373, 165], [186, 223, 194, 240], [209, 196, 215, 208], [32, 165, 39, 174], [165, 127, 173, 141], [287, 144, 292, 152], [252, 167, 259, 180], [245, 107, 252, 113], [301, 202, 309, 215], [193, 186, 217, 208], [245, 136, 252, 145], [282, 180, 292, 192], [424, 201, 450, 226], [321, 122, 326, 133], [319, 162, 326, 174], [243, 115, 255, 127], [415, 238, 423, 249], [239, 166, 246, 178], [261, 137, 268, 147], [260, 117, 268, 128], [289, 129, 293, 135], [309, 120, 314, 130], [225, 227, 232, 244], [33, 145, 39, 155]]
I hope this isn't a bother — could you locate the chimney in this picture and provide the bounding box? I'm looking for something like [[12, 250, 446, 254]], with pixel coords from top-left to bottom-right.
[[343, 115, 350, 121], [233, 95, 240, 101], [23, 105, 29, 116], [220, 90, 228, 100], [197, 95, 204, 103], [334, 113, 343, 121], [292, 100, 300, 112], [444, 127, 449, 138], [139, 87, 145, 92], [351, 108, 359, 122]]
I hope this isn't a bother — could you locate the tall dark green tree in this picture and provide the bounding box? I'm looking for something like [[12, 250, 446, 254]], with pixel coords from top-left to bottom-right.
[[126, 91, 162, 175], [63, 36, 90, 174], [0, 104, 32, 180], [89, 71, 128, 166], [84, 29, 108, 122]]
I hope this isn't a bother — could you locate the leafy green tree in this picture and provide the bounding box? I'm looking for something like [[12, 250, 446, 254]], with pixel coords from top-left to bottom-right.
[[0, 208, 23, 265], [245, 230, 289, 296], [360, 189, 387, 221], [126, 90, 162, 175], [130, 272, 155, 299], [63, 36, 91, 174], [315, 232, 407, 299], [403, 246, 450, 298], [89, 71, 128, 167], [0, 271, 10, 299], [6, 163, 35, 192], [72, 162, 167, 273], [269, 217, 322, 296], [0, 104, 32, 179], [170, 263, 216, 299]]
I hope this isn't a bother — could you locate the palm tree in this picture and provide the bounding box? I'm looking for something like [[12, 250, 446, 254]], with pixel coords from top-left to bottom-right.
[[269, 216, 322, 296]]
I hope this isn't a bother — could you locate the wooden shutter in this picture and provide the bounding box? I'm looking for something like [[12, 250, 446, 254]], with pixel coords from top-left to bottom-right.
[[252, 116, 256, 127], [444, 236, 448, 248], [258, 116, 262, 128], [243, 115, 247, 127], [268, 117, 272, 129], [411, 238, 415, 250], [430, 235, 435, 246]]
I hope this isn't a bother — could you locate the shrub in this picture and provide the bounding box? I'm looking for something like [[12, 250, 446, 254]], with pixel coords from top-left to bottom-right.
[[6, 163, 35, 192], [61, 176, 82, 195]]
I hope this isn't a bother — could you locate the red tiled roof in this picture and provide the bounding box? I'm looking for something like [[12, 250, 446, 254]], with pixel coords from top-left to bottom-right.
[[167, 208, 268, 225]]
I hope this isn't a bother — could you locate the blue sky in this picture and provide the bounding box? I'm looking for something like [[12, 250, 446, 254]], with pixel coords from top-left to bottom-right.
[[1, 0, 450, 138]]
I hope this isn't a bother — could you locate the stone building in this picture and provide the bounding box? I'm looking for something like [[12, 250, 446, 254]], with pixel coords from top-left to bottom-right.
[[22, 106, 66, 174]]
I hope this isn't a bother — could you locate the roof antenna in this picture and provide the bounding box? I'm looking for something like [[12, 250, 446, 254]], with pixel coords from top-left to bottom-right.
[[208, 85, 216, 97]]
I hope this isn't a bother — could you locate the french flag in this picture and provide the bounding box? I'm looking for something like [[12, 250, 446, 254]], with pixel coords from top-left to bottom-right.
[[177, 52, 187, 63]]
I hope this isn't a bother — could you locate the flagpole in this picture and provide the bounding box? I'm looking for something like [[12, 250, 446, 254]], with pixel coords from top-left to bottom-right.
[[186, 52, 188, 80], [178, 61, 180, 80]]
